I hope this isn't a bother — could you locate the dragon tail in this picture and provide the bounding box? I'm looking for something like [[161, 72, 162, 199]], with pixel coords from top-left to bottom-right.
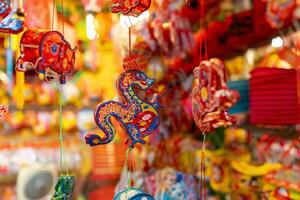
[[85, 103, 117, 146]]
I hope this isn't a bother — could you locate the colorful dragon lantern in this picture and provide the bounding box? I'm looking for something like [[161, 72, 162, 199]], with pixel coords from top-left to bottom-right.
[[16, 29, 77, 84], [192, 58, 239, 133], [85, 61, 160, 147], [0, 0, 23, 33], [111, 0, 151, 17]]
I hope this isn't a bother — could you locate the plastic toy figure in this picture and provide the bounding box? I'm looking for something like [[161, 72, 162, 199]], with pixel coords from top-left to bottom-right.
[[230, 161, 281, 200], [16, 29, 77, 84], [263, 168, 300, 200], [111, 0, 151, 16], [0, 0, 23, 33], [85, 68, 160, 147], [114, 188, 155, 200], [155, 168, 188, 200], [52, 176, 75, 200]]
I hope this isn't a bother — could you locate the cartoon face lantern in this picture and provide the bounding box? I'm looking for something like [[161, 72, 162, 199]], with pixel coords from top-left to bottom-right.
[[192, 58, 238, 133], [0, 0, 24, 33], [16, 29, 77, 84], [111, 0, 151, 17]]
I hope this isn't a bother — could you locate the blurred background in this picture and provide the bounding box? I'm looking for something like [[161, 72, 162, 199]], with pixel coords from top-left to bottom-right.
[[0, 0, 299, 199]]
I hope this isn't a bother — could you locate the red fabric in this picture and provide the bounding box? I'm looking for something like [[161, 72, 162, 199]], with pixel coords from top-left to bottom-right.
[[249, 67, 300, 125]]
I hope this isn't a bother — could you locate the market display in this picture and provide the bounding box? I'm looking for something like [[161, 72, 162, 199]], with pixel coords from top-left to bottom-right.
[[0, 0, 299, 200]]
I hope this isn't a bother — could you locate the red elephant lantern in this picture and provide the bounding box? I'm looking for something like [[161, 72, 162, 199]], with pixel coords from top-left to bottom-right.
[[16, 29, 77, 84], [111, 0, 151, 16], [192, 58, 238, 133]]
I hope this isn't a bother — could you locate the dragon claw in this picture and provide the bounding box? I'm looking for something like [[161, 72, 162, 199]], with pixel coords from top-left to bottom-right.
[[84, 133, 101, 146], [129, 137, 146, 148]]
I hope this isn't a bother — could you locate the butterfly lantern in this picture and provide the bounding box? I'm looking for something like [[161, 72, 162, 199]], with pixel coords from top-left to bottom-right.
[[111, 0, 151, 17], [265, 0, 296, 29], [0, 0, 23, 33], [192, 58, 239, 133], [16, 29, 77, 84]]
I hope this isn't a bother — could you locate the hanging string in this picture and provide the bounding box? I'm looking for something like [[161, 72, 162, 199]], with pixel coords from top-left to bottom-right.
[[199, 0, 203, 63], [126, 16, 133, 58], [200, 132, 207, 200], [129, 27, 132, 58], [199, 0, 208, 62], [61, 0, 64, 36], [52, 0, 55, 30], [129, 146, 136, 187], [52, 0, 68, 176], [58, 84, 69, 175], [122, 147, 133, 199], [123, 16, 141, 70]]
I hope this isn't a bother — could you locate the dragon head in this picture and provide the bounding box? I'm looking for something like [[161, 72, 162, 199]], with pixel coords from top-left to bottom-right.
[[121, 70, 154, 90]]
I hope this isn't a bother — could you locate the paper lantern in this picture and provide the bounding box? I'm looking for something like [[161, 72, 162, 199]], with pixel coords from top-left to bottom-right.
[[111, 0, 151, 17], [52, 176, 75, 200], [192, 58, 238, 133], [249, 67, 300, 125], [85, 67, 160, 147], [16, 29, 77, 84]]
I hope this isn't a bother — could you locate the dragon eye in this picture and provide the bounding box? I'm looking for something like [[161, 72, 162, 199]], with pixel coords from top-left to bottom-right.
[[137, 73, 145, 80]]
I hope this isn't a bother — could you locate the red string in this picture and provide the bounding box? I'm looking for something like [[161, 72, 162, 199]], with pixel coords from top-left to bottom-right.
[[198, 2, 209, 196], [52, 0, 55, 30], [199, 0, 203, 62], [200, 153, 203, 199], [203, 151, 207, 200], [129, 26, 132, 58], [61, 0, 64, 36], [199, 0, 208, 62]]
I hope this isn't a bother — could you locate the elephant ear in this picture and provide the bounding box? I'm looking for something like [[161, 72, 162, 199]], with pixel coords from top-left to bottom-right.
[[39, 31, 64, 66]]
